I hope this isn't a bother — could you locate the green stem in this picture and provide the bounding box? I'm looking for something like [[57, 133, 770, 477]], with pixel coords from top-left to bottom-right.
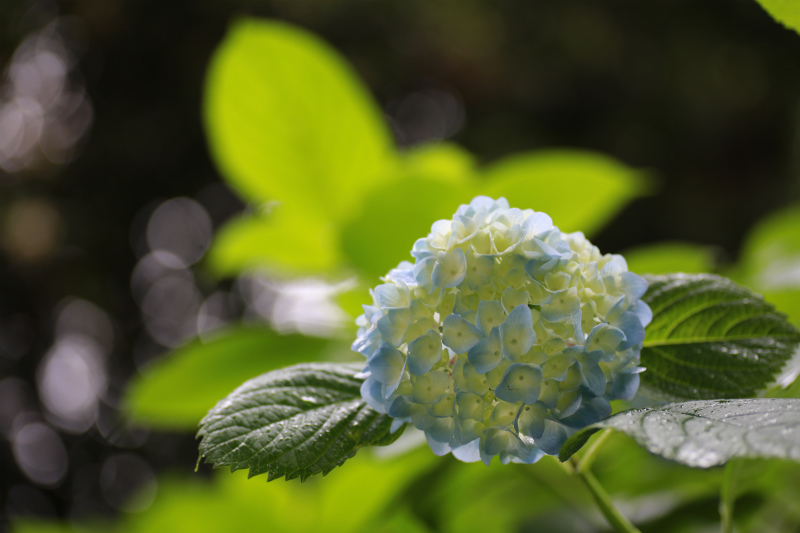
[[576, 429, 613, 474], [572, 463, 642, 533], [720, 459, 741, 533]]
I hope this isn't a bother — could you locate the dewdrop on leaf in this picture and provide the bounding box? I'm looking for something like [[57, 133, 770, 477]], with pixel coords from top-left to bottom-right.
[[352, 197, 651, 465]]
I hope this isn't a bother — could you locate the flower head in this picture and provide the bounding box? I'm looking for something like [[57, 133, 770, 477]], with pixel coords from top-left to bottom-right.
[[353, 197, 651, 464]]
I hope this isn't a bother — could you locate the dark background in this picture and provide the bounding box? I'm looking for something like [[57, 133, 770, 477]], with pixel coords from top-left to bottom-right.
[[1, 0, 799, 528]]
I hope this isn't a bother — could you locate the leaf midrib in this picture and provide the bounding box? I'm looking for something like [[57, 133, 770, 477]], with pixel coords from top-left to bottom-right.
[[643, 333, 796, 348]]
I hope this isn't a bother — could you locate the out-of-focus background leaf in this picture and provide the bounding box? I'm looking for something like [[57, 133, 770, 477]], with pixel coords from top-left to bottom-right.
[[204, 18, 396, 220], [756, 0, 800, 36], [482, 150, 653, 236], [124, 327, 340, 429]]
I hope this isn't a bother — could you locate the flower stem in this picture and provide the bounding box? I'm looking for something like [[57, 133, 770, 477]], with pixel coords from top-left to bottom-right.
[[572, 464, 642, 533], [720, 459, 741, 533], [576, 429, 613, 474], [568, 430, 640, 533]]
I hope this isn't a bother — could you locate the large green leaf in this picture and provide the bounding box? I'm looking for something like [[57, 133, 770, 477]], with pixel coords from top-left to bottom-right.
[[207, 206, 343, 277], [204, 19, 395, 219], [560, 399, 800, 468], [481, 150, 652, 236], [197, 362, 403, 481], [622, 242, 716, 275], [341, 174, 478, 281], [640, 274, 800, 400], [737, 204, 800, 292], [124, 327, 336, 429], [755, 0, 800, 36]]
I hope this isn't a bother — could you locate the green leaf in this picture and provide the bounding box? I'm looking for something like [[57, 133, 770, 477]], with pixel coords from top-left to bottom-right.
[[737, 204, 800, 292], [560, 399, 800, 467], [761, 288, 800, 329], [204, 19, 395, 219], [197, 362, 403, 481], [622, 242, 716, 275], [755, 0, 800, 36], [401, 142, 477, 182], [481, 150, 653, 236], [124, 327, 336, 429], [340, 174, 478, 281], [207, 206, 343, 277], [640, 274, 800, 400]]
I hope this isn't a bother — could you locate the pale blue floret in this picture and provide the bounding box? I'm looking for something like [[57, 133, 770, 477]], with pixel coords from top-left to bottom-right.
[[360, 377, 386, 413], [442, 314, 484, 353], [575, 350, 607, 396], [541, 287, 581, 322], [536, 420, 569, 455], [377, 307, 411, 347], [516, 402, 548, 439], [432, 248, 467, 288], [468, 327, 503, 373], [413, 256, 436, 291], [369, 343, 405, 395], [561, 397, 613, 428], [495, 363, 543, 404], [476, 300, 506, 335], [585, 323, 627, 356], [465, 254, 496, 289], [353, 196, 650, 466], [407, 329, 443, 375], [499, 305, 536, 360]]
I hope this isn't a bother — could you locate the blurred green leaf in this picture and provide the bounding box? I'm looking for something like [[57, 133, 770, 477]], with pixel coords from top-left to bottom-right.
[[198, 362, 403, 481], [401, 142, 477, 182], [204, 18, 396, 219], [640, 274, 800, 400], [623, 242, 716, 275], [131, 446, 435, 533], [737, 204, 800, 292], [481, 150, 653, 236], [125, 327, 337, 429], [207, 206, 343, 277], [15, 446, 437, 533], [755, 0, 800, 36], [762, 288, 800, 328], [421, 456, 595, 533], [341, 174, 478, 281], [561, 399, 800, 467]]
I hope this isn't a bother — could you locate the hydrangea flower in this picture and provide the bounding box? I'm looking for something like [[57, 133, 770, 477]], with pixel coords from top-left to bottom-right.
[[352, 197, 651, 465]]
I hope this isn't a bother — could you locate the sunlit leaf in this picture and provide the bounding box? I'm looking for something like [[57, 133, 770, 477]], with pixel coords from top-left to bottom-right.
[[481, 150, 653, 236], [761, 289, 800, 329], [207, 206, 343, 277], [124, 327, 336, 429], [15, 447, 436, 533], [341, 175, 478, 281], [755, 0, 800, 36], [204, 19, 396, 219], [197, 362, 404, 481], [401, 142, 477, 182], [639, 274, 800, 400], [737, 204, 800, 292], [622, 242, 716, 275], [423, 456, 594, 533], [560, 399, 800, 468]]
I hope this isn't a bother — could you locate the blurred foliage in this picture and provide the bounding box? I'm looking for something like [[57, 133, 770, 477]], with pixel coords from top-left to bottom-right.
[[756, 0, 800, 35], [204, 19, 397, 222], [622, 242, 717, 275], [202, 19, 652, 285], [481, 150, 653, 237], [124, 327, 341, 429]]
